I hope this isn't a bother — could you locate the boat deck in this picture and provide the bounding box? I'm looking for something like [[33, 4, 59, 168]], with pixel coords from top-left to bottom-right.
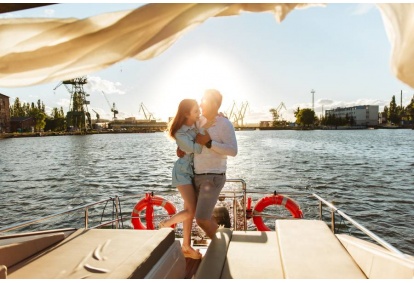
[[188, 220, 414, 279], [1, 220, 413, 279], [180, 238, 210, 279]]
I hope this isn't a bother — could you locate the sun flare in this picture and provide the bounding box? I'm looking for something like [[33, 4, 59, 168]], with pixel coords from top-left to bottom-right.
[[151, 49, 251, 121]]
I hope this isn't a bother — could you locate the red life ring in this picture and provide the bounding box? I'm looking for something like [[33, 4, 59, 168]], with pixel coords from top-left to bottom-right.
[[253, 194, 303, 231], [131, 193, 177, 230]]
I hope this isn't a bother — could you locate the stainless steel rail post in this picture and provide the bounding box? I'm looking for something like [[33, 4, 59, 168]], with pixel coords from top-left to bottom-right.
[[85, 208, 89, 229], [224, 179, 247, 231], [114, 196, 120, 229], [319, 201, 322, 220], [232, 192, 237, 229]]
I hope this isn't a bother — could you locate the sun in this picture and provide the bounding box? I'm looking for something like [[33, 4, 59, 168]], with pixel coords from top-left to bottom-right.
[[151, 48, 249, 121]]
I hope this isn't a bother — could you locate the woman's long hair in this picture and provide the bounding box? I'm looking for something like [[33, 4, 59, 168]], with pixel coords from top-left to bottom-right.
[[168, 99, 198, 140]]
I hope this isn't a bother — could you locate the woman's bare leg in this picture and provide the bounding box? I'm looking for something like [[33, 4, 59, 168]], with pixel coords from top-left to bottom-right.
[[161, 184, 198, 252]]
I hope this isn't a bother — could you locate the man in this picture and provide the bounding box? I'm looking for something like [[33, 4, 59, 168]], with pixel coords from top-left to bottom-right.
[[192, 89, 238, 238]]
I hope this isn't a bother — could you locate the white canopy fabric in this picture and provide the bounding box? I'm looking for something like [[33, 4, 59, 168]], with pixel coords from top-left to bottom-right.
[[377, 3, 414, 89], [0, 3, 413, 88]]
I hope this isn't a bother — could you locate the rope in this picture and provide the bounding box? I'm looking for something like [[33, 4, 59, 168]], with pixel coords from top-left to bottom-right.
[[334, 210, 351, 235]]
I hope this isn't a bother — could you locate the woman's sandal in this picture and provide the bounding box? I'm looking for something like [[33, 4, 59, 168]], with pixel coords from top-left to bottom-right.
[[182, 248, 202, 260]]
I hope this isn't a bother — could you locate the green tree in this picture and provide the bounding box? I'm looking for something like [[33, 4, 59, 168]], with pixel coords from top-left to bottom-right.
[[296, 108, 316, 127], [48, 107, 66, 131], [388, 95, 401, 124], [269, 108, 279, 126], [10, 97, 25, 117], [34, 110, 46, 131], [405, 97, 414, 121], [28, 101, 46, 131], [345, 113, 350, 126], [51, 107, 65, 119], [10, 97, 48, 131], [350, 115, 355, 126], [294, 107, 300, 118]]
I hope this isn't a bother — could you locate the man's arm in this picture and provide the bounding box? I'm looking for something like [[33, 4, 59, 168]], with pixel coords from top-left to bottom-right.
[[209, 119, 237, 157]]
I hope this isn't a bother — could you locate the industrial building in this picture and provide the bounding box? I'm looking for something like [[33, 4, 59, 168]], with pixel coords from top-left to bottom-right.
[[325, 105, 379, 126], [0, 93, 10, 133], [10, 117, 36, 133]]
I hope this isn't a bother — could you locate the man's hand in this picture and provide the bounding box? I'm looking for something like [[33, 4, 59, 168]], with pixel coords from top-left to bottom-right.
[[176, 147, 185, 158], [195, 132, 211, 145], [218, 112, 228, 118]]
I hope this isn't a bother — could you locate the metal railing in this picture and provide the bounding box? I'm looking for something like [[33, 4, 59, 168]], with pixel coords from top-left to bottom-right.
[[0, 197, 123, 234], [312, 193, 407, 258], [219, 178, 247, 230], [0, 179, 407, 260]]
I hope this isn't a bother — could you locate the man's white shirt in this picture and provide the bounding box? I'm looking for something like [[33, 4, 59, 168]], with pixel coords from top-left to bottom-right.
[[194, 116, 238, 174]]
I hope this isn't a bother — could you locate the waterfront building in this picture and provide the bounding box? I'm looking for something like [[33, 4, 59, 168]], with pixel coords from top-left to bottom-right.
[[260, 121, 272, 127], [0, 93, 10, 133], [325, 105, 379, 126], [109, 119, 167, 132], [10, 117, 36, 133], [378, 111, 387, 125]]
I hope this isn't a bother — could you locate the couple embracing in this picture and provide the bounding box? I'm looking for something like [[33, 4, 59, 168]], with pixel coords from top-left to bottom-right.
[[162, 89, 238, 259]]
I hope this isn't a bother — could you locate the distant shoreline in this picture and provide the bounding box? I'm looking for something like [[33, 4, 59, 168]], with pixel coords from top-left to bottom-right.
[[0, 129, 161, 139], [1, 125, 411, 139]]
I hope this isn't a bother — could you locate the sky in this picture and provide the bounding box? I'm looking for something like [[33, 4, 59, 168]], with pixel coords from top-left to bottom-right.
[[1, 2, 413, 124]]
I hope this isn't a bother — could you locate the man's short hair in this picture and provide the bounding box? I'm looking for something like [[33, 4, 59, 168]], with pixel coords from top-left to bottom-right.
[[204, 89, 222, 108]]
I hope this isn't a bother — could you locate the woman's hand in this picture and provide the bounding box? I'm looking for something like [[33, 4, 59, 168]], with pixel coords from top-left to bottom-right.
[[195, 132, 211, 145], [176, 147, 185, 158]]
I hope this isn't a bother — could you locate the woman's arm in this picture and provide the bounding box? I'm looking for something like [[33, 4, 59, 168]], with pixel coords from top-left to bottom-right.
[[175, 131, 203, 154]]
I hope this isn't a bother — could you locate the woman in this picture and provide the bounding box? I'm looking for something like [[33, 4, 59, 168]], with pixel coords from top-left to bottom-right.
[[161, 99, 203, 259]]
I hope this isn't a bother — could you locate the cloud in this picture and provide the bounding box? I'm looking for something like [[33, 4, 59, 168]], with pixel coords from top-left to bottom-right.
[[351, 4, 376, 16], [321, 99, 388, 110], [318, 99, 334, 105], [56, 98, 70, 109], [85, 76, 125, 95]]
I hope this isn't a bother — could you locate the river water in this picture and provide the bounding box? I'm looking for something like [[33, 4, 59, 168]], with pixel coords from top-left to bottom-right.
[[0, 129, 413, 255]]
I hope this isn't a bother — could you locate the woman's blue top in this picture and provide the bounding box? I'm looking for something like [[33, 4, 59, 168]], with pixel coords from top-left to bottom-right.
[[172, 124, 203, 187]]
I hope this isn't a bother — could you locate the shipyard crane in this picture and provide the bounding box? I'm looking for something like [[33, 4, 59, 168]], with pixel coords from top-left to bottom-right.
[[139, 103, 155, 121], [227, 101, 249, 127], [237, 101, 249, 127], [53, 76, 91, 132], [226, 101, 237, 123], [102, 91, 118, 120], [276, 102, 287, 121], [53, 81, 71, 94], [92, 109, 100, 122]]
